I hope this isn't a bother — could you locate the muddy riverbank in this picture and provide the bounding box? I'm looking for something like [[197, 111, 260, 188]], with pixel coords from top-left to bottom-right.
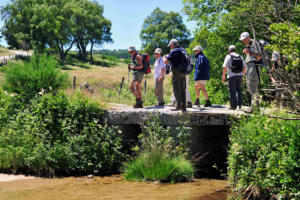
[[0, 175, 231, 200]]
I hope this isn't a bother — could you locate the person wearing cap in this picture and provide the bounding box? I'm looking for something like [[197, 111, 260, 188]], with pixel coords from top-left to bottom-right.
[[163, 39, 188, 111], [128, 46, 144, 108], [269, 51, 281, 83], [240, 32, 262, 111], [222, 45, 247, 110], [193, 45, 211, 107], [153, 48, 166, 106]]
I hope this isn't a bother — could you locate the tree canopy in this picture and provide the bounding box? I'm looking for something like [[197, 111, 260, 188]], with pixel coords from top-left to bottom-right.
[[1, 0, 112, 60], [140, 8, 191, 55]]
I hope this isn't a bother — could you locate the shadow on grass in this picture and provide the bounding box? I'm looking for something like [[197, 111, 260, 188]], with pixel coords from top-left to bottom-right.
[[91, 60, 116, 67]]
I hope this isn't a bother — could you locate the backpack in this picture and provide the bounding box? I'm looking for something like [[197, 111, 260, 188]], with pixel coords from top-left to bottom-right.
[[258, 39, 271, 67], [230, 54, 243, 73], [142, 53, 151, 74], [180, 49, 194, 74]]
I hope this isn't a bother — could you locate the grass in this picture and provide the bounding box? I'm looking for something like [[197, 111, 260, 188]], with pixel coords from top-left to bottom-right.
[[0, 46, 10, 56], [124, 152, 194, 182], [63, 53, 174, 107]]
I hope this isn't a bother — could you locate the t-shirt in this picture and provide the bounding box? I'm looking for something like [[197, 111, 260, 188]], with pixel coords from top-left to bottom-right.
[[154, 57, 166, 79], [222, 52, 247, 78], [166, 46, 186, 69]]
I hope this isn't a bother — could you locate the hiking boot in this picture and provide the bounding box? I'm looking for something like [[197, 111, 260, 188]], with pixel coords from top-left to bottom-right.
[[134, 98, 143, 108], [155, 102, 165, 107], [194, 99, 200, 106], [186, 102, 193, 108], [204, 99, 212, 107]]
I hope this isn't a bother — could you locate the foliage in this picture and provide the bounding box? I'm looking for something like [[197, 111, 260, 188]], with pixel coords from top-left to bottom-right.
[[1, 0, 112, 59], [140, 7, 191, 55], [0, 92, 124, 176], [183, 0, 300, 107], [2, 54, 69, 102], [228, 114, 300, 199], [124, 117, 194, 182]]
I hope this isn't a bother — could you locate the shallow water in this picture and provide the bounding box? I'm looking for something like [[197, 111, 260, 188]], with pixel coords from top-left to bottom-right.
[[0, 175, 231, 200]]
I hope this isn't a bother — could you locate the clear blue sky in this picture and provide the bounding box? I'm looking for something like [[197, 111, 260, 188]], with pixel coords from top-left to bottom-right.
[[0, 0, 196, 50]]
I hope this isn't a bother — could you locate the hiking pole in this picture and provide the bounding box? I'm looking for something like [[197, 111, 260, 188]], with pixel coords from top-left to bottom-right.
[[128, 64, 131, 83], [119, 77, 125, 95], [144, 76, 147, 94]]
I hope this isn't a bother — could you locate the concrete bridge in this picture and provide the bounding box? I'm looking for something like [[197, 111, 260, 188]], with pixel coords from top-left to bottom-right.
[[104, 104, 246, 176]]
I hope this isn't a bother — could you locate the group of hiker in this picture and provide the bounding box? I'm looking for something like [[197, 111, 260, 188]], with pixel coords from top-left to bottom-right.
[[127, 31, 278, 112]]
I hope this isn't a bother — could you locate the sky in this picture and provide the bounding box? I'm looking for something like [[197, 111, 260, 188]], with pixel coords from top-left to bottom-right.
[[0, 0, 197, 50]]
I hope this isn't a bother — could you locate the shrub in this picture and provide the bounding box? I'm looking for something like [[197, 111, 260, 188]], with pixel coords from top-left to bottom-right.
[[228, 114, 300, 199], [2, 54, 69, 102], [123, 117, 194, 182], [0, 92, 124, 176]]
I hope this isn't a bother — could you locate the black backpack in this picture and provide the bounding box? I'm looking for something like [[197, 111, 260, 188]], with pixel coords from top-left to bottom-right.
[[180, 49, 194, 74], [230, 54, 243, 73]]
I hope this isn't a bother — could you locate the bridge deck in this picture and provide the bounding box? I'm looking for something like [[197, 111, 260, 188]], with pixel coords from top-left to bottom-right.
[[105, 104, 246, 126]]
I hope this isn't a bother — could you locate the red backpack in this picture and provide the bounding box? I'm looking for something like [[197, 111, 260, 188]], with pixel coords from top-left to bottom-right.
[[142, 53, 151, 74]]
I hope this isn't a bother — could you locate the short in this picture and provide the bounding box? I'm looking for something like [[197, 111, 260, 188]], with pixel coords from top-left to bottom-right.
[[195, 80, 207, 84], [132, 71, 144, 83]]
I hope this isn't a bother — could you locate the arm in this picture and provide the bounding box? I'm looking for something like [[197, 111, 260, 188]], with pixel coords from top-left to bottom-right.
[[222, 67, 227, 83], [163, 56, 170, 64], [158, 68, 166, 81]]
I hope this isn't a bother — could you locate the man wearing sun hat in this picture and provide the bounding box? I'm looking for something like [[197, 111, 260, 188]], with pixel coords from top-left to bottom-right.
[[222, 45, 247, 110], [128, 46, 144, 108], [240, 32, 262, 111], [163, 39, 188, 111]]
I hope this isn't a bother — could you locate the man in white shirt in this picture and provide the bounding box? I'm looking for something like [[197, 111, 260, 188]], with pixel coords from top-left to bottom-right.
[[154, 48, 166, 106], [222, 45, 247, 110]]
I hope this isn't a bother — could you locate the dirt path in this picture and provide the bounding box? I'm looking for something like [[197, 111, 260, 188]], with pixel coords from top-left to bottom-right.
[[0, 175, 231, 200]]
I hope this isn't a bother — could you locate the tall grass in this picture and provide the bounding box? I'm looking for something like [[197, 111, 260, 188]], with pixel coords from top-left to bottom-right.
[[123, 117, 194, 182]]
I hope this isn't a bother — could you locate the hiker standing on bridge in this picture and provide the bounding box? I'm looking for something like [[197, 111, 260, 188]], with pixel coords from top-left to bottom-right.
[[154, 48, 166, 107], [222, 45, 247, 110], [193, 46, 211, 107], [163, 39, 187, 111], [240, 32, 262, 112], [128, 46, 144, 108]]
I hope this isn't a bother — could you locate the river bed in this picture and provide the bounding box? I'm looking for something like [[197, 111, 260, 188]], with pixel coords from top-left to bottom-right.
[[0, 174, 231, 200]]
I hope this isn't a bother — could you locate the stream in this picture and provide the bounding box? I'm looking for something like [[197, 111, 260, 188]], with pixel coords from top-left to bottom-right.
[[0, 175, 231, 200]]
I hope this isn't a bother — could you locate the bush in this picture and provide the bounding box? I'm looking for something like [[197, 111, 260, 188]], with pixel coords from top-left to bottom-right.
[[123, 117, 194, 182], [228, 114, 300, 199], [0, 92, 124, 176], [2, 54, 69, 102]]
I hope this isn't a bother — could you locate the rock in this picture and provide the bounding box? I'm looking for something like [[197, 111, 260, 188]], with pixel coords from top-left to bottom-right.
[[87, 175, 94, 179]]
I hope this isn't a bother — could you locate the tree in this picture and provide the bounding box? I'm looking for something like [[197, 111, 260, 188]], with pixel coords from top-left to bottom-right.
[[183, 0, 300, 106], [140, 8, 191, 55], [1, 0, 112, 60], [72, 0, 112, 60]]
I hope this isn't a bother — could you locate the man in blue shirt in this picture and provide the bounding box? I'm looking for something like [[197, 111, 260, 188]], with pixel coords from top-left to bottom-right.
[[163, 39, 187, 111]]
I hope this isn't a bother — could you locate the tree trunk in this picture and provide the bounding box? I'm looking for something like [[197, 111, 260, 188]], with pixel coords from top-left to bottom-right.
[[90, 40, 94, 63]]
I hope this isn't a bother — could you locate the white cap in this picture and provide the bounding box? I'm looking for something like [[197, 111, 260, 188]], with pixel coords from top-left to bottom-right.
[[168, 39, 179, 47], [128, 46, 136, 52], [193, 45, 203, 51], [271, 51, 280, 61], [239, 32, 250, 41], [228, 45, 236, 51], [154, 48, 162, 54]]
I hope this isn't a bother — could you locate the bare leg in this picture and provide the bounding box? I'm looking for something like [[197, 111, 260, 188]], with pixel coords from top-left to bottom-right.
[[135, 82, 142, 99], [195, 83, 200, 99], [130, 81, 137, 97], [199, 84, 209, 100]]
